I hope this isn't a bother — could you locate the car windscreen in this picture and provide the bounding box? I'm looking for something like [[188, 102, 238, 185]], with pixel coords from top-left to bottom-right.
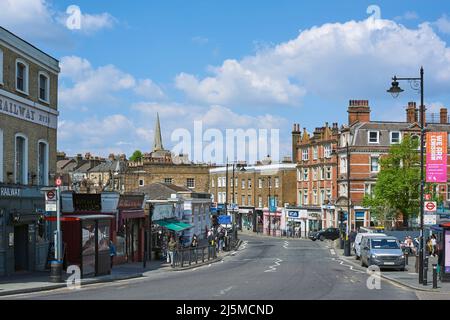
[[370, 239, 399, 249]]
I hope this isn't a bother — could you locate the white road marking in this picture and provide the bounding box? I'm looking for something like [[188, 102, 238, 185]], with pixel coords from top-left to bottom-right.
[[283, 241, 289, 249], [330, 249, 336, 255], [264, 258, 283, 273], [219, 286, 233, 295]]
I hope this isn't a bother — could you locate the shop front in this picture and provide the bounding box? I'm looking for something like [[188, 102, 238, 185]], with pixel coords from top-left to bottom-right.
[[117, 194, 146, 264], [263, 208, 282, 237], [282, 208, 308, 237], [0, 185, 50, 276], [239, 206, 255, 233]]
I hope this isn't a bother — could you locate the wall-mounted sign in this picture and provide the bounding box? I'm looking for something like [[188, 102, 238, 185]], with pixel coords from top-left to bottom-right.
[[153, 204, 175, 221], [288, 211, 299, 218], [118, 195, 144, 209], [0, 187, 21, 197], [73, 194, 101, 212], [426, 132, 447, 183]]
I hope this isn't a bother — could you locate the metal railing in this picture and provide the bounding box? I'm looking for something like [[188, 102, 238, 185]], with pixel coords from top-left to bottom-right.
[[171, 245, 217, 268]]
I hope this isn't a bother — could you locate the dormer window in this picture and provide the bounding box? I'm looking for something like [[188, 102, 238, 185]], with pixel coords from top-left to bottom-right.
[[368, 131, 379, 144], [390, 131, 401, 144]]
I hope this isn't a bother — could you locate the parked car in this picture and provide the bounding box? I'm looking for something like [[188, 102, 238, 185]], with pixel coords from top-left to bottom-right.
[[308, 230, 319, 241], [354, 233, 387, 260], [360, 236, 406, 271], [310, 228, 340, 241]]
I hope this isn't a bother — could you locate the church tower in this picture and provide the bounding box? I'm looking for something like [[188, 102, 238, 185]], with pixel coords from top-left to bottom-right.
[[149, 113, 172, 162]]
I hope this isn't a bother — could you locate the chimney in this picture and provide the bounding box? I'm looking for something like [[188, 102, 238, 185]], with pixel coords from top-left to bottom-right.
[[292, 123, 301, 163], [76, 154, 82, 164], [85, 152, 91, 160], [108, 153, 115, 161], [348, 100, 370, 125], [406, 102, 418, 123], [440, 108, 448, 124]]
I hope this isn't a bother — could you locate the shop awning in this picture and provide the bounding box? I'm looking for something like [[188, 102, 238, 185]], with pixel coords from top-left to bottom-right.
[[153, 220, 193, 232]]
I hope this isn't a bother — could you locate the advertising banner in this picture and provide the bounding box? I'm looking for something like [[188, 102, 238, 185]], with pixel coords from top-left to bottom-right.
[[426, 132, 447, 183], [446, 230, 450, 274]]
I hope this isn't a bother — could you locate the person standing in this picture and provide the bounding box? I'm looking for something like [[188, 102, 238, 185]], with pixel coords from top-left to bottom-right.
[[168, 236, 177, 267], [109, 240, 116, 269]]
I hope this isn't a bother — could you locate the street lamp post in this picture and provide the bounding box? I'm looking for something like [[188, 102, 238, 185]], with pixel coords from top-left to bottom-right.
[[344, 141, 351, 256], [268, 176, 272, 236], [387, 67, 425, 285]]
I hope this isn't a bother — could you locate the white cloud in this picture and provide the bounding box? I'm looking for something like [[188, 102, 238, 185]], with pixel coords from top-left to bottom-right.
[[60, 56, 164, 109], [79, 12, 117, 34], [394, 11, 419, 21], [175, 18, 450, 107], [433, 15, 450, 34]]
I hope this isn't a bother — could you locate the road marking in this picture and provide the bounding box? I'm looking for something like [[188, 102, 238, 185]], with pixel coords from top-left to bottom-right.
[[283, 241, 289, 249], [219, 286, 233, 295], [264, 258, 283, 273], [330, 249, 336, 255]]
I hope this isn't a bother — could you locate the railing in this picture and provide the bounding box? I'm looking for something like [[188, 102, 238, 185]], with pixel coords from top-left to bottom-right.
[[426, 113, 450, 124], [171, 245, 217, 268]]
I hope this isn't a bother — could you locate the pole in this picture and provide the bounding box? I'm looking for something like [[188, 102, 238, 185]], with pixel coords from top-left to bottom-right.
[[344, 142, 351, 256], [268, 177, 271, 236], [56, 186, 61, 261], [419, 66, 425, 285]]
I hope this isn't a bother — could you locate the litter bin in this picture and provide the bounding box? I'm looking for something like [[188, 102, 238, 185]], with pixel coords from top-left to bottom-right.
[[50, 260, 63, 283]]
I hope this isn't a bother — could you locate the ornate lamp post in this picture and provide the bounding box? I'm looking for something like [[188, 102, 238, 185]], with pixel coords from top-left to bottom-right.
[[387, 67, 425, 285]]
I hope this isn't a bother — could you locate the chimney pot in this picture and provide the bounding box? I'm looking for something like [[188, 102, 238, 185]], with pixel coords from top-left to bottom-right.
[[440, 107, 448, 124]]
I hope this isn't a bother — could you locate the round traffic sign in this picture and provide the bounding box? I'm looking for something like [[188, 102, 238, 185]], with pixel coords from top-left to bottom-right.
[[55, 178, 62, 186], [425, 202, 436, 211], [47, 191, 55, 200]]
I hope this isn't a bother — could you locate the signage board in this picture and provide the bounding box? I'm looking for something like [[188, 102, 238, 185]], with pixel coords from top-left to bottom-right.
[[45, 203, 57, 212], [269, 197, 276, 212], [424, 214, 437, 226], [445, 230, 450, 274], [73, 193, 101, 212], [0, 186, 21, 197], [152, 204, 176, 221], [218, 215, 232, 225], [424, 201, 437, 212], [426, 132, 448, 183]]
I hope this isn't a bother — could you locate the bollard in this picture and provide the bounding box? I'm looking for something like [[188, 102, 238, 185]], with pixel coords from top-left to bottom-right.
[[433, 264, 438, 289], [404, 251, 409, 265], [423, 256, 428, 286], [49, 260, 63, 283]]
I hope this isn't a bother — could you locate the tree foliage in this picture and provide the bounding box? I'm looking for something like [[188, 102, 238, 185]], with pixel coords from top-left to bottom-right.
[[129, 150, 143, 162], [362, 135, 420, 227]]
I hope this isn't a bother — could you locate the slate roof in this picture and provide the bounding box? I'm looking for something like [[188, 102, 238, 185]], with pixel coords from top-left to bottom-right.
[[136, 183, 191, 200]]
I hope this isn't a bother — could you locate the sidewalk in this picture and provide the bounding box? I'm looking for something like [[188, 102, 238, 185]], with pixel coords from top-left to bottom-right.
[[331, 241, 450, 293], [0, 241, 242, 297]]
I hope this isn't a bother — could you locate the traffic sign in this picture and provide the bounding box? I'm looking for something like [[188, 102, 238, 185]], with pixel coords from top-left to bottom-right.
[[424, 214, 437, 226], [46, 190, 55, 200], [425, 194, 431, 201], [55, 178, 62, 186], [425, 201, 437, 212]]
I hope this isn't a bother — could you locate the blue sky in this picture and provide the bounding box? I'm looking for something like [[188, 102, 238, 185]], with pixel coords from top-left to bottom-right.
[[2, 0, 450, 163]]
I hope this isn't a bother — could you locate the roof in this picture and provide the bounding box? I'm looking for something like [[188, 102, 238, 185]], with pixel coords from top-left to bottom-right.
[[57, 159, 77, 173], [89, 160, 126, 173], [136, 183, 191, 200]]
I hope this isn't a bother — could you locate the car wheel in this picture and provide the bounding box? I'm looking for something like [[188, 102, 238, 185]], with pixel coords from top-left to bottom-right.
[[311, 239, 316, 241], [319, 235, 325, 241]]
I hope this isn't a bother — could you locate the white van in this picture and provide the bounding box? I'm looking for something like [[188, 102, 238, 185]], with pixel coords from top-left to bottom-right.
[[354, 233, 387, 260]]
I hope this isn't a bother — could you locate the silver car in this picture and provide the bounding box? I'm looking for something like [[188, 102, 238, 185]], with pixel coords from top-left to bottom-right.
[[360, 236, 406, 271]]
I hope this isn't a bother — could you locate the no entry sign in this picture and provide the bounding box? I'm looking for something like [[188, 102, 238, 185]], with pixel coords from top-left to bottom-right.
[[425, 201, 437, 212]]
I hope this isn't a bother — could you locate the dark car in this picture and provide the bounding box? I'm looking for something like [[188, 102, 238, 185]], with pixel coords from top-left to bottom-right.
[[310, 228, 340, 241]]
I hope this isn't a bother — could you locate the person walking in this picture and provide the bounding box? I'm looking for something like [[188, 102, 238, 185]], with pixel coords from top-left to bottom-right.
[[109, 240, 116, 269], [168, 236, 177, 267]]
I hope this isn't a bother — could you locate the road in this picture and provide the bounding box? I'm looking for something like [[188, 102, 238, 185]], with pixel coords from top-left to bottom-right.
[[2, 234, 430, 300]]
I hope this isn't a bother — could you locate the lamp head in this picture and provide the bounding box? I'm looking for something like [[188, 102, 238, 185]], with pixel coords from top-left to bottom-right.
[[387, 77, 404, 98]]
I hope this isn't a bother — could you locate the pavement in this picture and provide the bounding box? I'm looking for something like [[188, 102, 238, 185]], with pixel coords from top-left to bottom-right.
[[0, 243, 239, 297], [1, 233, 423, 300], [329, 240, 450, 293]]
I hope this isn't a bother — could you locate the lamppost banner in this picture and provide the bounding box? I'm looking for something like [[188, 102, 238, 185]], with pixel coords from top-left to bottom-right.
[[426, 132, 447, 183]]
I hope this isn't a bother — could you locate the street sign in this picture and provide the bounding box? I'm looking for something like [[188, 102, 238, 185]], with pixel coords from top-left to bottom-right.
[[45, 203, 57, 212], [425, 201, 437, 212], [218, 215, 232, 225], [424, 214, 437, 226], [55, 178, 62, 186], [46, 190, 55, 201], [425, 194, 432, 201]]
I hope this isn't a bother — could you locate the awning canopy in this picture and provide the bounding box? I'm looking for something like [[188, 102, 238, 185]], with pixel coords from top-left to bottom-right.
[[154, 219, 193, 232]]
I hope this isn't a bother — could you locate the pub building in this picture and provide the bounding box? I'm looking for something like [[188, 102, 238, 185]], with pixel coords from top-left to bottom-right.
[[115, 193, 146, 264], [45, 192, 119, 277], [0, 185, 49, 276]]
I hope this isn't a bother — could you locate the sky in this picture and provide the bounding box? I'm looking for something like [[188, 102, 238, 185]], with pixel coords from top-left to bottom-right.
[[1, 0, 450, 164]]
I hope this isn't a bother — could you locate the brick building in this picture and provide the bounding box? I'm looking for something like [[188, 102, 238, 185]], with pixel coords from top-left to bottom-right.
[[336, 100, 450, 230], [292, 122, 340, 232], [0, 27, 60, 275], [209, 159, 297, 236]]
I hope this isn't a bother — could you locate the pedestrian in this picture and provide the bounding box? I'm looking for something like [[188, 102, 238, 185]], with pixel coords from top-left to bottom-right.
[[109, 240, 116, 269], [191, 234, 198, 248], [168, 236, 177, 267]]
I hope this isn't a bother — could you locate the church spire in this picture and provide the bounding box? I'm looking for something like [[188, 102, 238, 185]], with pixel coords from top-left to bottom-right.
[[153, 112, 164, 151]]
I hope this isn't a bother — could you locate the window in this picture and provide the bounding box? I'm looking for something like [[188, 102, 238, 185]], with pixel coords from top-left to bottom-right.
[[368, 131, 379, 144], [370, 157, 379, 173], [390, 131, 400, 144], [313, 190, 318, 205], [248, 179, 252, 188], [241, 195, 246, 206], [187, 178, 195, 188], [37, 140, 49, 186], [303, 190, 308, 205], [0, 129, 2, 182], [258, 196, 263, 208], [303, 168, 309, 181], [325, 166, 332, 180], [16, 59, 29, 94], [302, 149, 308, 161], [365, 183, 375, 196], [275, 177, 279, 188], [0, 49, 3, 85], [326, 189, 331, 201], [320, 167, 324, 180], [211, 178, 215, 188], [324, 144, 332, 158], [248, 195, 251, 206], [313, 146, 318, 160], [242, 179, 245, 189], [298, 191, 302, 205], [235, 178, 238, 187], [313, 168, 318, 181], [15, 134, 28, 185], [340, 156, 347, 173], [320, 189, 325, 205], [38, 72, 50, 102], [164, 178, 173, 184], [297, 169, 302, 181], [258, 178, 262, 188], [230, 178, 234, 187], [139, 179, 144, 186]]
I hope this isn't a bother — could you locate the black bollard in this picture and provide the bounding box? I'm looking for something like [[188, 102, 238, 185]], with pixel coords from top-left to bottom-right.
[[433, 264, 438, 289], [423, 256, 429, 286], [404, 251, 409, 265]]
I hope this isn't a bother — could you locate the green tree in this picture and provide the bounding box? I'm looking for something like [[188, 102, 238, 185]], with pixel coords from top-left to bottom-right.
[[129, 150, 143, 162], [362, 135, 420, 228]]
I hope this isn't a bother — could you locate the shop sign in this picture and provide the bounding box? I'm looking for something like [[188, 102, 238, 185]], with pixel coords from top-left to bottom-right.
[[153, 204, 175, 221], [73, 194, 101, 212], [445, 230, 450, 273], [0, 187, 21, 197], [118, 195, 144, 209]]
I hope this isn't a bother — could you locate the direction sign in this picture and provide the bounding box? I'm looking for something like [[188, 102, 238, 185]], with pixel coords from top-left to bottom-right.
[[45, 203, 57, 212], [425, 201, 437, 212]]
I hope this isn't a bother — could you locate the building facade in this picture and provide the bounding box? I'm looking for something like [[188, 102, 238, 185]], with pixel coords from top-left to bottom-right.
[[293, 122, 339, 231], [0, 27, 60, 275], [209, 161, 297, 236]]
